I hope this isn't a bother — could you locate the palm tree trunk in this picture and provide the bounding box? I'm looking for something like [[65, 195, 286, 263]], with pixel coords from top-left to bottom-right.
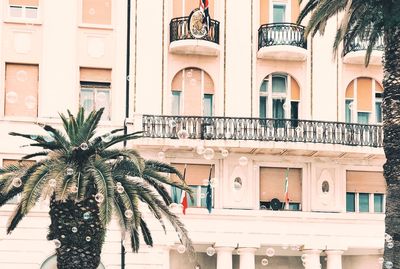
[[382, 22, 400, 267], [47, 195, 105, 269]]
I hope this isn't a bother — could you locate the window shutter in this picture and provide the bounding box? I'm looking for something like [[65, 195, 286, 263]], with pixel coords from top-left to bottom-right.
[[346, 171, 386, 193], [260, 167, 302, 202], [5, 63, 39, 117], [9, 0, 38, 6], [171, 163, 215, 186]]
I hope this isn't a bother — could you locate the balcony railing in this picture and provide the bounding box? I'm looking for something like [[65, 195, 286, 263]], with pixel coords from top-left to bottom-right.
[[170, 16, 220, 44], [142, 115, 383, 148], [258, 23, 307, 50], [343, 33, 384, 55]]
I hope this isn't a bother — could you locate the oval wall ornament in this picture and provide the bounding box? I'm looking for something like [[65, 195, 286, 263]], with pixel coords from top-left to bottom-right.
[[188, 8, 208, 39]]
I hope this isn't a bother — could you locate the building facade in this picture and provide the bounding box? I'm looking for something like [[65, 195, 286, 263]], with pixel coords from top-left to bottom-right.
[[0, 0, 386, 268]]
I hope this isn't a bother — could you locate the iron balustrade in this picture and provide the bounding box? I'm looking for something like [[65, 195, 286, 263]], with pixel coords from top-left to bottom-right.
[[142, 115, 383, 148], [344, 33, 384, 55], [170, 16, 220, 44], [258, 23, 307, 50]]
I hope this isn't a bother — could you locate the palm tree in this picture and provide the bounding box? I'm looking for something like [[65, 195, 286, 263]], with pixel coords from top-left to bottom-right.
[[298, 0, 400, 266], [0, 108, 193, 269]]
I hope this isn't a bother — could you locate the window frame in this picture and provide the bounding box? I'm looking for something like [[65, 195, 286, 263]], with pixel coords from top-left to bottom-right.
[[80, 81, 111, 120], [344, 78, 382, 124], [346, 192, 385, 213], [259, 73, 299, 120], [257, 162, 305, 212], [269, 0, 291, 23]]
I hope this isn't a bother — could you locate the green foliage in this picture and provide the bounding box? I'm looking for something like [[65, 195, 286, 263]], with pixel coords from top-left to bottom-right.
[[297, 0, 385, 66], [0, 108, 193, 253]]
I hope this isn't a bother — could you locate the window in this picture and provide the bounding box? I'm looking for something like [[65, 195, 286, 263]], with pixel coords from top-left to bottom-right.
[[345, 77, 383, 124], [8, 0, 39, 19], [346, 170, 386, 213], [171, 68, 214, 116], [259, 73, 300, 120], [273, 4, 286, 23], [5, 63, 39, 117], [82, 0, 111, 25], [80, 68, 111, 120], [170, 164, 215, 209], [259, 167, 302, 211]]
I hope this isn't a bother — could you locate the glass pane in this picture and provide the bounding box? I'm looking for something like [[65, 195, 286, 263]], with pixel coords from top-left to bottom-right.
[[272, 76, 287, 93], [273, 4, 286, 23], [25, 7, 38, 19], [291, 102, 299, 120], [357, 112, 370, 124], [359, 193, 370, 212], [171, 91, 181, 115], [260, 79, 268, 92], [80, 89, 94, 114], [200, 186, 208, 208], [203, 94, 213, 116], [259, 96, 267, 118], [273, 99, 285, 119], [375, 101, 382, 123], [346, 192, 355, 212], [9, 6, 22, 17], [374, 194, 384, 213], [95, 90, 110, 120], [188, 186, 198, 207], [345, 100, 352, 123], [171, 186, 182, 204]]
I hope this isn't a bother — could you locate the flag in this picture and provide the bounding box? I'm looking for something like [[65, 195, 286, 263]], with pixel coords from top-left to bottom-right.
[[206, 165, 213, 213], [284, 168, 290, 210], [180, 164, 188, 215], [199, 0, 210, 31]]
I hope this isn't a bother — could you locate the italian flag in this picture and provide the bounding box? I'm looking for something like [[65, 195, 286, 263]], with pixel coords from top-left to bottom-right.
[[181, 164, 188, 215], [284, 168, 289, 210]]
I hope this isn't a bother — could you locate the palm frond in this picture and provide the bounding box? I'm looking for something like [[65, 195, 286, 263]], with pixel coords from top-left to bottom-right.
[[89, 159, 114, 225], [140, 218, 153, 247]]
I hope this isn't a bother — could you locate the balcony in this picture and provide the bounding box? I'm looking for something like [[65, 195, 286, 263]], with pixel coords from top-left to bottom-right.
[[142, 115, 383, 148], [343, 34, 384, 65], [257, 23, 307, 61], [169, 16, 220, 56]]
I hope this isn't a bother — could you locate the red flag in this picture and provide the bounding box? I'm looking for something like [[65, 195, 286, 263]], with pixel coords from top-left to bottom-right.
[[180, 164, 188, 214]]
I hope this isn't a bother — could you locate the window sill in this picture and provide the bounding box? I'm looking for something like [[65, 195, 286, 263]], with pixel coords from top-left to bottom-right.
[[3, 18, 42, 25], [78, 23, 113, 30]]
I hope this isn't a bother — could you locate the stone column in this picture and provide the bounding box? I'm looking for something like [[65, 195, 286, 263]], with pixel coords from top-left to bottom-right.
[[302, 249, 322, 269], [239, 248, 257, 269], [216, 247, 234, 269], [325, 250, 344, 269]]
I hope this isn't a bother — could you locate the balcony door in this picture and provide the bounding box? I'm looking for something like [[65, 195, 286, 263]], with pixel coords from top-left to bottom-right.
[[272, 3, 286, 23], [171, 68, 214, 117], [259, 73, 300, 120]]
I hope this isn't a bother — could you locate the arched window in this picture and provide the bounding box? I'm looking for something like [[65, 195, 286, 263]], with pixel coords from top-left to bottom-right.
[[259, 73, 300, 120], [171, 68, 214, 116], [40, 255, 105, 269], [345, 77, 383, 124]]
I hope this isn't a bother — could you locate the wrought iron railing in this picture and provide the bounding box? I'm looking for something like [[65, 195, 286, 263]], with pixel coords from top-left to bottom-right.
[[170, 16, 220, 44], [258, 23, 307, 50], [344, 33, 384, 55], [142, 116, 383, 148]]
